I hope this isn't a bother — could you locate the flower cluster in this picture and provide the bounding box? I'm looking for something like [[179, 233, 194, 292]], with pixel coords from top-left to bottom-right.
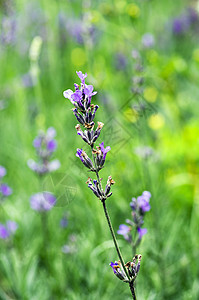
[[0, 220, 18, 239], [110, 254, 142, 282], [118, 191, 151, 244], [63, 71, 113, 200], [0, 165, 12, 200], [30, 192, 56, 212], [28, 127, 60, 175]]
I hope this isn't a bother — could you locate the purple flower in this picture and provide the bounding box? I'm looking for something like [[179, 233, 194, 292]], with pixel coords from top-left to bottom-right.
[[109, 261, 119, 274], [117, 224, 131, 242], [187, 8, 198, 24], [109, 261, 127, 281], [0, 224, 9, 239], [137, 196, 151, 213], [99, 142, 111, 160], [0, 166, 6, 178], [30, 192, 56, 212], [46, 127, 56, 139], [117, 224, 130, 236], [0, 184, 12, 197], [141, 33, 155, 48], [76, 71, 87, 84], [137, 227, 147, 239], [76, 148, 84, 162], [33, 137, 42, 148], [60, 216, 68, 228], [47, 140, 57, 152], [130, 191, 151, 214], [28, 127, 60, 175], [84, 85, 97, 97], [63, 89, 75, 104], [0, 221, 18, 239]]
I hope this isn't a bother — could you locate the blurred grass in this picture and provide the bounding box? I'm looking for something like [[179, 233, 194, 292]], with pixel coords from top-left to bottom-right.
[[1, 0, 199, 299]]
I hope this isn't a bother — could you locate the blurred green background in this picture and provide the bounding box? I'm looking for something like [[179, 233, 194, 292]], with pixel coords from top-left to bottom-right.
[[1, 0, 199, 299]]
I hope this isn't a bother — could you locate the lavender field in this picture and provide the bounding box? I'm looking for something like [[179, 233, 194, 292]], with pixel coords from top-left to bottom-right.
[[0, 0, 199, 299]]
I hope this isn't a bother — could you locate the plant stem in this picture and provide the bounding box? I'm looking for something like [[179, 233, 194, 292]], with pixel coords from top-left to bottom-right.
[[90, 145, 130, 282], [101, 200, 130, 281], [129, 281, 137, 300]]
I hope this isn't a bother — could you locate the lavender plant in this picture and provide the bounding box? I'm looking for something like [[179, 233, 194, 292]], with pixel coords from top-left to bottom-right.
[[28, 127, 60, 175], [28, 128, 59, 268], [117, 191, 151, 255], [63, 71, 147, 299]]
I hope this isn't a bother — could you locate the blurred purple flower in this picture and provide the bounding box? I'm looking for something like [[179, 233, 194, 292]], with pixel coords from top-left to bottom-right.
[[172, 8, 198, 35], [141, 33, 155, 48], [0, 184, 12, 197], [130, 191, 151, 214], [30, 192, 56, 212], [137, 227, 147, 239], [1, 15, 17, 46], [117, 224, 131, 242], [0, 221, 18, 239], [60, 216, 68, 228], [0, 166, 6, 178], [28, 127, 60, 175], [0, 224, 9, 239], [47, 140, 57, 152], [172, 18, 187, 35]]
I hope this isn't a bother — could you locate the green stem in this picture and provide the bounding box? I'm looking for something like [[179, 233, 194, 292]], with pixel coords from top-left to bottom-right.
[[90, 145, 129, 280], [129, 281, 137, 300], [102, 200, 130, 281]]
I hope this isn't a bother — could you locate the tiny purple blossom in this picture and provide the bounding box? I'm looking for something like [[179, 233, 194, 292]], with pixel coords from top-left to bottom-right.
[[84, 85, 97, 97], [99, 142, 111, 160], [0, 166, 6, 178], [137, 196, 151, 213], [0, 224, 9, 239], [47, 140, 57, 152], [71, 90, 82, 102], [76, 71, 87, 84], [60, 216, 68, 228], [76, 148, 84, 162], [109, 261, 119, 274], [137, 227, 147, 239], [46, 127, 56, 139], [63, 89, 75, 104], [30, 192, 56, 212], [117, 224, 131, 242], [141, 33, 155, 48], [0, 184, 12, 196], [117, 224, 130, 237], [33, 137, 42, 148]]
